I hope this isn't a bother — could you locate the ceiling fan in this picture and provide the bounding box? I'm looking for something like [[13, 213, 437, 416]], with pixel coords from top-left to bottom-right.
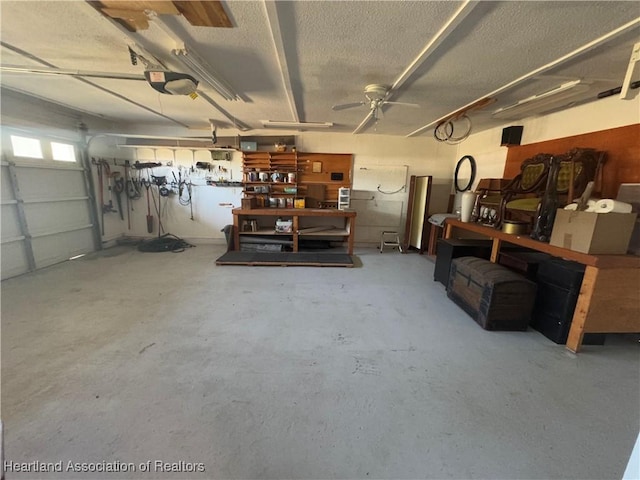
[[332, 84, 420, 122]]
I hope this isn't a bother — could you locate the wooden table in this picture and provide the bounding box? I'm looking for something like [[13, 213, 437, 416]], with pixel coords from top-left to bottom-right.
[[444, 219, 640, 352]]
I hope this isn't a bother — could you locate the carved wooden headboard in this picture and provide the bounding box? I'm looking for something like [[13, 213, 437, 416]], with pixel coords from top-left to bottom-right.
[[503, 124, 640, 198]]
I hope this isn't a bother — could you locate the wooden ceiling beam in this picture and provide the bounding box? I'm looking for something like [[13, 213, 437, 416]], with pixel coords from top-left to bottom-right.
[[100, 7, 150, 31], [173, 1, 233, 28], [88, 1, 232, 32], [98, 1, 179, 15]]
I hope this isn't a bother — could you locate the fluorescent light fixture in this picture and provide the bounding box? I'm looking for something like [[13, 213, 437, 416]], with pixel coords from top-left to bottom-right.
[[172, 46, 240, 102], [261, 120, 334, 129], [0, 64, 144, 81], [198, 92, 251, 131], [492, 80, 591, 120], [620, 41, 640, 99]]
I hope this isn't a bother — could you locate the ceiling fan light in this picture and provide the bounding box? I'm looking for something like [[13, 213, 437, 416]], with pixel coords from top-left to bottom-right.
[[364, 84, 390, 101]]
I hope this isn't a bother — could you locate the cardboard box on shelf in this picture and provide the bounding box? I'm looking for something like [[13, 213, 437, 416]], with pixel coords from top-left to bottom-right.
[[275, 219, 293, 233], [549, 209, 638, 254], [241, 197, 256, 209]]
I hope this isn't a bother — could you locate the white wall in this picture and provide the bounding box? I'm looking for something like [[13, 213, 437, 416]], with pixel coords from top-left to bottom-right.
[[456, 93, 640, 189], [297, 133, 458, 243], [87, 137, 244, 245], [86, 133, 460, 246]]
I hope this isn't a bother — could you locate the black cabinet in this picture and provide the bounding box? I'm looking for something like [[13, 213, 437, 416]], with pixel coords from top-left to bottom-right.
[[531, 257, 605, 345], [434, 239, 493, 286]]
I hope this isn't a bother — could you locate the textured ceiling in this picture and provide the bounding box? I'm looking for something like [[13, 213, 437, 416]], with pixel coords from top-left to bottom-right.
[[0, 1, 638, 140]]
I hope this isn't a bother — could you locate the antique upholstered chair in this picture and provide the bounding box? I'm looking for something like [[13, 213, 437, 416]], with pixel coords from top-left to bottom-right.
[[498, 153, 552, 226], [473, 178, 511, 226], [555, 147, 605, 204], [500, 148, 606, 228]]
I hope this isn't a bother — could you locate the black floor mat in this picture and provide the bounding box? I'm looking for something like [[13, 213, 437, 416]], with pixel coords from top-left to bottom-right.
[[216, 251, 354, 267]]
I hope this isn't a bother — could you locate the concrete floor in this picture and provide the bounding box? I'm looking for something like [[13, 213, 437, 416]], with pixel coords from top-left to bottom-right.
[[2, 244, 639, 479]]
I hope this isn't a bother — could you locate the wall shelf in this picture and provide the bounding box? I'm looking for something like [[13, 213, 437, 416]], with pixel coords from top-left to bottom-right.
[[241, 151, 353, 208]]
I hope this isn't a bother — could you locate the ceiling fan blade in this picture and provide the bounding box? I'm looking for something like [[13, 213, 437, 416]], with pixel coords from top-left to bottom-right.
[[352, 109, 376, 134], [332, 101, 366, 111], [383, 101, 420, 108]]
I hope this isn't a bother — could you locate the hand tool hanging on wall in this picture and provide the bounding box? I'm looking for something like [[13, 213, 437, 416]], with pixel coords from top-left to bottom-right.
[[133, 161, 162, 169], [151, 175, 171, 232], [124, 161, 132, 229], [150, 180, 165, 237], [92, 158, 105, 235], [143, 179, 153, 234], [112, 173, 125, 221], [103, 161, 116, 214], [92, 158, 117, 235], [125, 161, 141, 202], [176, 170, 194, 221]]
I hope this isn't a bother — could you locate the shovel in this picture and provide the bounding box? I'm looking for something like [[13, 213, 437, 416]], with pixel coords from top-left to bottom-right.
[[145, 181, 154, 233], [576, 181, 594, 211]]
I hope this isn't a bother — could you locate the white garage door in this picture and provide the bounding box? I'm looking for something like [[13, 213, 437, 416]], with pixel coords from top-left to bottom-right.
[[1, 130, 97, 279]]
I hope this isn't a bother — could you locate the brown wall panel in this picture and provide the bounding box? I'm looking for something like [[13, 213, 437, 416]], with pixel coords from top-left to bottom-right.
[[503, 124, 640, 198]]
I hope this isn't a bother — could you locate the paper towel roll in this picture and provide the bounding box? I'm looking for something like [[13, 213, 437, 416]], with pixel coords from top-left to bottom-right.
[[460, 191, 477, 222], [564, 199, 597, 211], [594, 199, 633, 213]]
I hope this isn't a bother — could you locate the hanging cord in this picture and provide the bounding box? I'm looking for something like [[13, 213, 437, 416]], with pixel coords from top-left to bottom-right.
[[434, 114, 472, 145], [175, 170, 192, 207], [148, 172, 165, 236], [174, 168, 194, 220], [152, 185, 165, 236], [178, 181, 192, 206], [377, 184, 406, 195], [137, 233, 195, 253], [125, 168, 142, 200]]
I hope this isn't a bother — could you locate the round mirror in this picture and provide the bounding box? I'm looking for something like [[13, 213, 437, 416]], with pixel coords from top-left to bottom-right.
[[454, 155, 476, 192]]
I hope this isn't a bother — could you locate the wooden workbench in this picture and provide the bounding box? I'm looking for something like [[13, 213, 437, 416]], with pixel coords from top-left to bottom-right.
[[444, 218, 640, 352], [232, 208, 357, 255]]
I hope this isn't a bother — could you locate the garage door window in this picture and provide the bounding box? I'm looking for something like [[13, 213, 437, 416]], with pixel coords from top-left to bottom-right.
[[10, 135, 43, 159], [51, 142, 76, 162]]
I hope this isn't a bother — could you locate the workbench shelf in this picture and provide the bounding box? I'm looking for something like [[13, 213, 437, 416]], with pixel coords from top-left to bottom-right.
[[299, 228, 350, 237], [232, 208, 357, 255]]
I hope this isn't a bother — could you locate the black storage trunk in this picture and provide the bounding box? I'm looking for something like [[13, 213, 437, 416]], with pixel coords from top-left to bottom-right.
[[447, 257, 537, 331], [532, 257, 605, 345], [434, 239, 493, 286], [537, 257, 585, 290], [498, 251, 552, 280]]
